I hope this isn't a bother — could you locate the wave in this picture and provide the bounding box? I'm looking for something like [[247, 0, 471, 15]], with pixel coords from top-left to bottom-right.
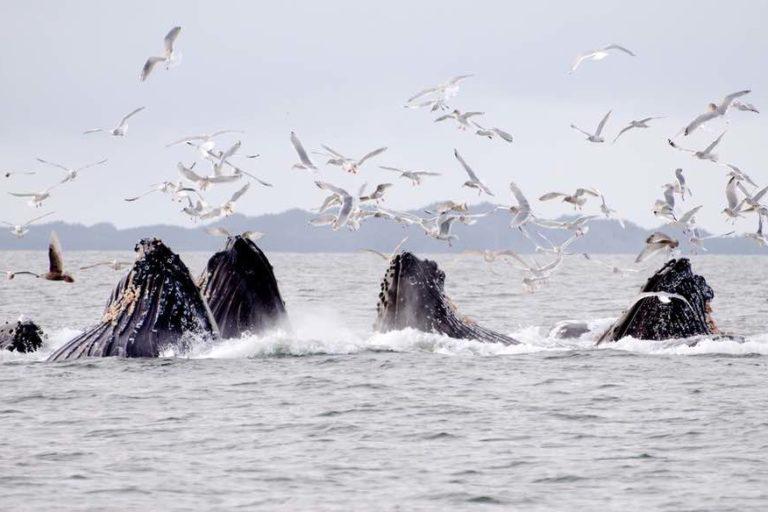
[[4, 313, 768, 363]]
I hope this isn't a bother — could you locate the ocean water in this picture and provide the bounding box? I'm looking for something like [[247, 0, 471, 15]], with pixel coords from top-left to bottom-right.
[[1, 250, 767, 511]]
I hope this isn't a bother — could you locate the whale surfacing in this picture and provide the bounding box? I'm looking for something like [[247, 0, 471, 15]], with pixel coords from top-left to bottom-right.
[[199, 235, 288, 338], [374, 252, 518, 345], [1, 319, 44, 353], [48, 238, 218, 361], [598, 258, 718, 343]]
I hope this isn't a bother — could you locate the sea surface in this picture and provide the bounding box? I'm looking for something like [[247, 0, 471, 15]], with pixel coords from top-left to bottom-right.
[[1, 251, 767, 511]]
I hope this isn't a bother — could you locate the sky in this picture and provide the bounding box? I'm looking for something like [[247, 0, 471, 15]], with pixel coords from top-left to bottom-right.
[[0, 0, 766, 233]]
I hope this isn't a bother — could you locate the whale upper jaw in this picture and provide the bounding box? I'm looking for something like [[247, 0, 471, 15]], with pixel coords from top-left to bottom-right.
[[598, 258, 719, 344], [375, 252, 518, 345]]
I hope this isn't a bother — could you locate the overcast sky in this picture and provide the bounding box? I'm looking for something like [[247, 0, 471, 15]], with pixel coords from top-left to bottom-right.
[[0, 0, 766, 233]]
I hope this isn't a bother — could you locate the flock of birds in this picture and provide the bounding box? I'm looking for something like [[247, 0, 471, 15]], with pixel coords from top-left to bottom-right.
[[1, 30, 765, 293]]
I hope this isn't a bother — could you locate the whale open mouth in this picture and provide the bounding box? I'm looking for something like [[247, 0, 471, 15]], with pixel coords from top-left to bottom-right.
[[199, 235, 288, 339], [598, 258, 719, 343], [48, 238, 218, 361], [375, 252, 517, 345]]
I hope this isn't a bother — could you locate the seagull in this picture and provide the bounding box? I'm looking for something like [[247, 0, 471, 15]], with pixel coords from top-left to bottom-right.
[[36, 157, 108, 184], [741, 184, 768, 215], [683, 90, 750, 136], [582, 253, 640, 276], [360, 237, 409, 261], [598, 192, 624, 228], [667, 205, 703, 233], [497, 181, 531, 229], [668, 132, 725, 162], [182, 198, 210, 220], [626, 292, 693, 311], [28, 232, 75, 283], [570, 44, 636, 73], [379, 166, 441, 186], [406, 74, 473, 109], [80, 259, 133, 271], [612, 117, 663, 143], [314, 181, 360, 230], [731, 100, 759, 114], [314, 145, 387, 174], [430, 200, 469, 215], [454, 149, 494, 196], [8, 184, 59, 208], [722, 175, 747, 221], [165, 130, 243, 148], [308, 214, 337, 227], [2, 270, 40, 280], [435, 109, 484, 130], [534, 215, 596, 236], [140, 26, 182, 81], [3, 171, 35, 179], [290, 131, 317, 171], [689, 229, 735, 252], [359, 183, 393, 203], [178, 162, 239, 191], [83, 107, 146, 136], [635, 232, 679, 263], [1, 212, 54, 238], [199, 183, 251, 220], [745, 215, 768, 247], [418, 213, 460, 245], [571, 110, 611, 143], [124, 181, 192, 202], [472, 122, 514, 143], [204, 227, 264, 240], [723, 163, 758, 188], [675, 168, 691, 200], [539, 188, 600, 209]]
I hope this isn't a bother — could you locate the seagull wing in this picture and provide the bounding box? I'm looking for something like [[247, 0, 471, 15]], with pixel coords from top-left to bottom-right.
[[140, 56, 165, 82], [83, 128, 104, 135], [315, 181, 351, 199], [379, 166, 403, 174], [230, 183, 250, 203], [491, 127, 514, 142], [178, 163, 203, 182], [36, 158, 69, 172], [321, 145, 346, 159], [612, 124, 633, 143], [118, 106, 146, 128], [703, 132, 726, 154], [77, 158, 108, 172], [539, 192, 566, 201], [23, 212, 54, 227], [163, 26, 182, 57], [719, 89, 751, 111], [205, 227, 231, 237], [357, 146, 388, 166], [570, 124, 592, 137], [453, 149, 478, 181], [291, 131, 315, 168], [604, 44, 636, 56], [684, 110, 718, 136], [595, 110, 612, 136], [48, 231, 64, 273]]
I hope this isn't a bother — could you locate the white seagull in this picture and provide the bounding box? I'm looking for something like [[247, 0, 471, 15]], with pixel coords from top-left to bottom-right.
[[683, 90, 750, 136], [571, 110, 611, 143], [314, 145, 388, 174], [497, 181, 531, 229], [1, 212, 54, 237], [454, 149, 494, 196], [472, 122, 514, 143], [37, 157, 108, 184], [84, 107, 146, 136], [290, 131, 317, 171], [570, 44, 636, 73], [379, 166, 441, 186], [668, 132, 725, 162], [140, 26, 182, 81], [612, 116, 663, 143], [435, 109, 484, 130], [200, 183, 251, 220], [635, 232, 679, 263]]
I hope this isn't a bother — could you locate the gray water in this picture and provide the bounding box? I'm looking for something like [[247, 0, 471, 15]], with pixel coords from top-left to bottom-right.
[[1, 251, 767, 511]]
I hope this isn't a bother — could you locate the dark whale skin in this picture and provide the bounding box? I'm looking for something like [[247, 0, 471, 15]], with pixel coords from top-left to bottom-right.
[[374, 252, 518, 345], [199, 235, 288, 338], [0, 319, 44, 353], [598, 258, 718, 343], [48, 238, 218, 361]]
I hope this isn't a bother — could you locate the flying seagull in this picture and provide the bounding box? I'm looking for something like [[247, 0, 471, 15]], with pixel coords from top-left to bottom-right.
[[140, 26, 182, 81], [1, 212, 54, 238], [570, 44, 636, 73], [290, 131, 317, 171], [612, 116, 663, 143], [571, 110, 611, 143], [84, 107, 146, 136], [453, 149, 494, 196], [683, 90, 751, 136]]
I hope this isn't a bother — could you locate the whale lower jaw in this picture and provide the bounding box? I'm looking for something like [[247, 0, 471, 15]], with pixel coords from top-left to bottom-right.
[[375, 252, 518, 345], [598, 258, 719, 344], [48, 238, 218, 361]]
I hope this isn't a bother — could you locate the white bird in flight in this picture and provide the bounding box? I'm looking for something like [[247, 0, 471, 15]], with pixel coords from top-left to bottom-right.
[[406, 74, 473, 110], [472, 122, 514, 143], [635, 232, 679, 263], [454, 149, 494, 196], [314, 145, 387, 174], [497, 181, 531, 229], [379, 166, 441, 186], [200, 183, 251, 220], [682, 90, 750, 136], [204, 227, 264, 240], [570, 44, 636, 73], [435, 109, 484, 130], [84, 107, 146, 136], [178, 162, 238, 191], [290, 131, 317, 171], [1, 212, 54, 237], [539, 188, 600, 209], [571, 110, 611, 143], [668, 132, 725, 163], [314, 181, 361, 230], [36, 157, 108, 184], [140, 26, 182, 81], [8, 186, 59, 208], [612, 116, 663, 143]]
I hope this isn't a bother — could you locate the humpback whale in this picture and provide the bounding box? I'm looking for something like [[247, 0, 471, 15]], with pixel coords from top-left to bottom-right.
[[0, 319, 44, 353], [374, 252, 518, 344], [48, 238, 218, 361], [199, 234, 288, 338], [597, 258, 720, 343]]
